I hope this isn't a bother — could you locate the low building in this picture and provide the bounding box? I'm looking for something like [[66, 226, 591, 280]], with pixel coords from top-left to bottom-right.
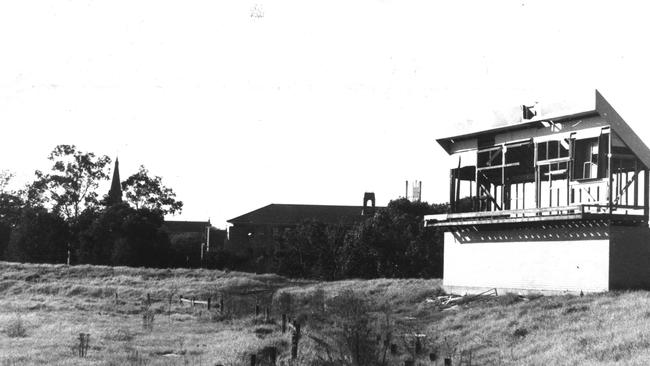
[[426, 90, 650, 294], [227, 193, 380, 252]]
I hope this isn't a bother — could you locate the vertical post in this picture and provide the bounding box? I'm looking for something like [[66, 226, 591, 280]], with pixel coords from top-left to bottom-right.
[[291, 322, 301, 359], [643, 168, 650, 222], [147, 293, 151, 305], [501, 144, 506, 210], [269, 347, 277, 365], [534, 142, 540, 209], [634, 160, 639, 207], [282, 314, 287, 333], [608, 132, 613, 213], [250, 354, 256, 366], [206, 224, 211, 253], [207, 298, 211, 310], [255, 304, 260, 317], [192, 297, 195, 308], [220, 297, 224, 314], [265, 307, 270, 322], [449, 169, 455, 213]]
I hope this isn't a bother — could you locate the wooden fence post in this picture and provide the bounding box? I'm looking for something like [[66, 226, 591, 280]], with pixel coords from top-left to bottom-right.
[[291, 322, 301, 359], [281, 314, 287, 333], [147, 293, 151, 305], [265, 307, 269, 322], [220, 297, 224, 314], [255, 304, 260, 317], [192, 297, 196, 308], [114, 292, 118, 304], [269, 347, 277, 365], [207, 298, 211, 310], [250, 353, 256, 366]]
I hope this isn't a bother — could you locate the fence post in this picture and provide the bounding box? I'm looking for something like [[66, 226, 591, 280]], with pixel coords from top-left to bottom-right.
[[269, 347, 277, 365], [291, 322, 301, 359], [114, 292, 118, 304], [255, 304, 260, 317], [192, 297, 196, 308], [265, 307, 269, 322], [250, 354, 256, 366], [147, 293, 151, 305], [220, 297, 224, 314], [207, 298, 211, 310], [282, 314, 287, 333], [179, 295, 183, 304]]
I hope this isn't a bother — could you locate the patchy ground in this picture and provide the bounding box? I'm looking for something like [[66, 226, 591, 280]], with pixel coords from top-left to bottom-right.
[[2, 261, 650, 365]]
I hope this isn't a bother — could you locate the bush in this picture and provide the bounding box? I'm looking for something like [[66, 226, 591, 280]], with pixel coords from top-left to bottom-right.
[[4, 315, 27, 338]]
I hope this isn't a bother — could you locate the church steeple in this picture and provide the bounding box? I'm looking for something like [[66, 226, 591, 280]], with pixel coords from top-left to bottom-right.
[[107, 157, 123, 205]]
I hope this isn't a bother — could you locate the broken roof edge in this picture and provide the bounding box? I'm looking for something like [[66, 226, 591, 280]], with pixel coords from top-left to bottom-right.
[[436, 90, 650, 165], [595, 90, 650, 169], [436, 109, 599, 154]]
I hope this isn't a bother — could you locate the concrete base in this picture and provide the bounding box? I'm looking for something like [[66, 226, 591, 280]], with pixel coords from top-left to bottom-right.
[[443, 221, 650, 293]]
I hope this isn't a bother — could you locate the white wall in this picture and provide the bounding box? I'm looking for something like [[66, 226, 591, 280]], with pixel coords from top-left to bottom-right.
[[443, 229, 610, 293]]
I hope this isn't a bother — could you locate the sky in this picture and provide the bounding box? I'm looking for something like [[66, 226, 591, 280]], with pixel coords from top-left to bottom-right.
[[2, 1, 650, 228]]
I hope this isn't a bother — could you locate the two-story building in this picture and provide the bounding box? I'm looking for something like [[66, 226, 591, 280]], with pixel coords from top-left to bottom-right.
[[426, 90, 650, 294]]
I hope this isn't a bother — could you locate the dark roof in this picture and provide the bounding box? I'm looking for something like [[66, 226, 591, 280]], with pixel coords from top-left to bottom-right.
[[227, 204, 381, 226], [163, 220, 211, 233]]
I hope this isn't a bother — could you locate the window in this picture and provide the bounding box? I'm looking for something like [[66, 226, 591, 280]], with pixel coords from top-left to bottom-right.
[[572, 133, 609, 180]]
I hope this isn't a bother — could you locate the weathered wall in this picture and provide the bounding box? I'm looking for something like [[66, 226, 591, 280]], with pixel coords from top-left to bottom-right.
[[443, 224, 610, 293], [609, 224, 650, 289]]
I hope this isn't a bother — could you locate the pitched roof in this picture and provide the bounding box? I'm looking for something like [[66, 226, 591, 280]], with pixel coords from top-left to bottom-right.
[[436, 90, 650, 168], [227, 204, 380, 226], [163, 220, 211, 233]]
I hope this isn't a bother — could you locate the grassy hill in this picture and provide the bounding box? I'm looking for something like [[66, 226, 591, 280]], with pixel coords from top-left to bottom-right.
[[1, 261, 650, 365]]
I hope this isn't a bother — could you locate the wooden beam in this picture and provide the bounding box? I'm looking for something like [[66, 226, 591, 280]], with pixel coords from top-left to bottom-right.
[[643, 168, 650, 221], [634, 160, 639, 206]]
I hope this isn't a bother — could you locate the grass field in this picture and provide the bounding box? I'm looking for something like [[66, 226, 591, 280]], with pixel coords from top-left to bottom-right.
[[2, 261, 650, 365]]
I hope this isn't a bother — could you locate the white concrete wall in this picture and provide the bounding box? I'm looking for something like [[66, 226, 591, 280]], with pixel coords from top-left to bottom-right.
[[443, 230, 610, 293]]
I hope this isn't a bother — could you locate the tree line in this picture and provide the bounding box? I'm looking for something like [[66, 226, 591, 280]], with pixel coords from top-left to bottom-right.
[[0, 145, 182, 267], [215, 199, 448, 280], [1, 144, 449, 279]]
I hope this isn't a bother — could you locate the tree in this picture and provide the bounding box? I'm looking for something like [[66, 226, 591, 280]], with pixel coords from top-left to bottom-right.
[[121, 165, 183, 215], [4, 207, 69, 263], [0, 171, 25, 260], [27, 145, 111, 220], [77, 203, 171, 267], [339, 199, 447, 279]]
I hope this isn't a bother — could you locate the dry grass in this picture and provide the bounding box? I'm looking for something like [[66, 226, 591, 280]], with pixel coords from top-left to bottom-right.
[[3, 261, 650, 365]]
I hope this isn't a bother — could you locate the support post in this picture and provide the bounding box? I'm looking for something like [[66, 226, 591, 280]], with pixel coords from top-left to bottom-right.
[[643, 168, 650, 222]]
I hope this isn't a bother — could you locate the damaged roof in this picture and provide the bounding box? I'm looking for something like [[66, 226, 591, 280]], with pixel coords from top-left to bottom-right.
[[436, 90, 650, 169]]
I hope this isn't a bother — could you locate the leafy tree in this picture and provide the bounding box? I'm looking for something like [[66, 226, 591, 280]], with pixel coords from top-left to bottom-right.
[[121, 165, 183, 215], [339, 199, 447, 279], [4, 207, 69, 263], [26, 145, 111, 220], [77, 203, 170, 267], [0, 171, 25, 260]]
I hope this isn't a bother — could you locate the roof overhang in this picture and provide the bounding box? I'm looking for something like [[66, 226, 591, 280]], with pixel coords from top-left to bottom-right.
[[436, 90, 650, 169]]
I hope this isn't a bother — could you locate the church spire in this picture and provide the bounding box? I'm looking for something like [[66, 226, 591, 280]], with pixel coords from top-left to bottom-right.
[[107, 157, 123, 205]]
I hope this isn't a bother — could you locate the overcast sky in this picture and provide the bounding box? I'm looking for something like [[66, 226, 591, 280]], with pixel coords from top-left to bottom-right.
[[2, 1, 650, 227]]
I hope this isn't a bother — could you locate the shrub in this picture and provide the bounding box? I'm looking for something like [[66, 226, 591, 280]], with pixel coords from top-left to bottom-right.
[[4, 315, 27, 338]]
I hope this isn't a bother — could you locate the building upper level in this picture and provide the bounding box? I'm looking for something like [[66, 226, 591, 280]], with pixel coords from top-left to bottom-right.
[[425, 90, 650, 228]]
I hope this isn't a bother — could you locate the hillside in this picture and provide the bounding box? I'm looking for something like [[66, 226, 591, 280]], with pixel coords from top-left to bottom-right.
[[1, 262, 650, 365]]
